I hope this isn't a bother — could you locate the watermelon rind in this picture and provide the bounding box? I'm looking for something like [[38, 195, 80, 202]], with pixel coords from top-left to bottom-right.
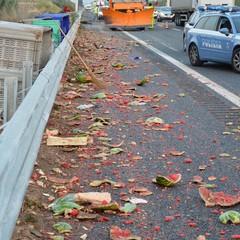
[[155, 174, 181, 187], [219, 210, 240, 224]]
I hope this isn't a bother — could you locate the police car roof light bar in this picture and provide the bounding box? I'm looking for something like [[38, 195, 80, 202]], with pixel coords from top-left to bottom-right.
[[197, 5, 233, 12]]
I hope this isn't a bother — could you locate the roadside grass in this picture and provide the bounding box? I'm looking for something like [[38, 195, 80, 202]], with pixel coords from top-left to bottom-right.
[[0, 0, 62, 22]]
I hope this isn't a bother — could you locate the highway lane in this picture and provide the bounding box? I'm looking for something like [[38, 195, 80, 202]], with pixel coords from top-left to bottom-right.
[[76, 17, 240, 239], [126, 21, 240, 98]]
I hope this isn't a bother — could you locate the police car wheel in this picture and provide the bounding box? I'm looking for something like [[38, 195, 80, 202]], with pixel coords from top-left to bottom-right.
[[189, 43, 203, 66], [232, 48, 240, 74]]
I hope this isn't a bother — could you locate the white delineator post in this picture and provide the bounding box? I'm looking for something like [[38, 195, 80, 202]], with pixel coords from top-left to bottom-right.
[[75, 0, 79, 12]]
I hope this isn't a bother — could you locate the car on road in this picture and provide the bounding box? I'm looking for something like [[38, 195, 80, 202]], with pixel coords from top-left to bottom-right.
[[183, 6, 229, 51], [154, 6, 161, 19], [156, 6, 175, 22], [85, 4, 92, 10], [186, 7, 240, 73], [183, 10, 205, 51]]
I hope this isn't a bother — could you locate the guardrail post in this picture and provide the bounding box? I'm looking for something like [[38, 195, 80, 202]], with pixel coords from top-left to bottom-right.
[[22, 61, 33, 99], [3, 77, 18, 123]]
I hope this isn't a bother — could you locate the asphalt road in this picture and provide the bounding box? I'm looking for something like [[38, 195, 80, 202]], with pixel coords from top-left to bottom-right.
[[83, 14, 240, 98], [75, 10, 240, 239], [127, 21, 240, 98]]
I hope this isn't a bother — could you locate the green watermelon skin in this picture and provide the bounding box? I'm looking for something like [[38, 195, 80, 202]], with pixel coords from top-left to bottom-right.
[[156, 174, 181, 187]]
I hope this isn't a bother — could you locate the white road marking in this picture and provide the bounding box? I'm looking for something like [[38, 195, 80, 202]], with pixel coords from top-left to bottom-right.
[[123, 31, 240, 107], [172, 28, 181, 32], [160, 42, 178, 52]]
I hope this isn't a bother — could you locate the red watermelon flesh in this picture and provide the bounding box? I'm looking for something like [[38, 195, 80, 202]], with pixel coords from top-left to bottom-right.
[[199, 187, 240, 207], [168, 174, 180, 182]]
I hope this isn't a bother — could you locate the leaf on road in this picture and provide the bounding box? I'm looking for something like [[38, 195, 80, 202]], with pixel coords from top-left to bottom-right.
[[112, 61, 124, 69], [91, 202, 120, 211], [208, 176, 216, 181], [109, 148, 124, 155], [232, 129, 240, 133], [98, 137, 112, 141], [170, 150, 185, 156], [91, 92, 107, 99], [76, 71, 90, 83], [51, 200, 81, 215], [219, 211, 240, 224], [88, 122, 105, 130], [198, 184, 218, 189], [120, 203, 136, 213], [48, 176, 79, 184], [90, 179, 116, 187], [199, 165, 207, 170], [146, 117, 164, 124], [53, 222, 72, 234], [76, 211, 99, 220], [50, 236, 64, 240], [95, 117, 111, 124], [128, 101, 142, 106], [93, 152, 108, 158], [103, 140, 124, 148], [135, 78, 147, 86], [219, 153, 230, 158], [49, 194, 78, 214], [45, 129, 59, 136], [129, 187, 149, 194]]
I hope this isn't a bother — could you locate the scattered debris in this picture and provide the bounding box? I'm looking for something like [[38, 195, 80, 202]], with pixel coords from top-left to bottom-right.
[[47, 136, 88, 146], [199, 187, 240, 207], [219, 210, 240, 224], [110, 226, 141, 240], [153, 173, 182, 187]]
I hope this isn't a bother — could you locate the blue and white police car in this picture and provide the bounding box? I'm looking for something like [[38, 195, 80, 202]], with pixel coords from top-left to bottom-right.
[[183, 6, 225, 51], [186, 6, 240, 73]]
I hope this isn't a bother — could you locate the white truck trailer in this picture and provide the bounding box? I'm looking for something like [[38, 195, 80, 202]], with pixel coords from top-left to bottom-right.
[[171, 0, 235, 26]]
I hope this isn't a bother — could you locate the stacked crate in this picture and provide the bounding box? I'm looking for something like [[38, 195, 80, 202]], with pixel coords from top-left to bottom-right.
[[35, 13, 70, 42], [0, 21, 49, 113]]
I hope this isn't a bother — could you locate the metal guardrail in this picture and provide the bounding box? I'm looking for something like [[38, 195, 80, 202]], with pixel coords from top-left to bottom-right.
[[0, 12, 82, 240]]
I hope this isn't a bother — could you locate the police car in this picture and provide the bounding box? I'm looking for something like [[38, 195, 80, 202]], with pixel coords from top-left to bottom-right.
[[183, 6, 223, 51], [186, 6, 240, 73]]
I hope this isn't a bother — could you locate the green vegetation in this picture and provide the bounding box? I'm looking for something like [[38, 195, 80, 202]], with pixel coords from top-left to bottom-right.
[[0, 0, 18, 20], [52, 0, 76, 11], [0, 0, 81, 21]]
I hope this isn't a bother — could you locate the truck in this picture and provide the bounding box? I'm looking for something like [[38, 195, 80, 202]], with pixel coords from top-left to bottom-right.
[[102, 0, 154, 30], [171, 0, 235, 26]]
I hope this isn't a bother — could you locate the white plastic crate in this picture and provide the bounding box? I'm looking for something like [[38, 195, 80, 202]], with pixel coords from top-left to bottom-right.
[[0, 21, 45, 73]]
